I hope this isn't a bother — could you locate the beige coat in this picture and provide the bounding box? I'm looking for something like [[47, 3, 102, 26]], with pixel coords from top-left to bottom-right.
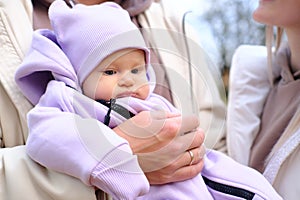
[[0, 0, 98, 199], [0, 0, 226, 199], [227, 45, 300, 199], [138, 0, 227, 151]]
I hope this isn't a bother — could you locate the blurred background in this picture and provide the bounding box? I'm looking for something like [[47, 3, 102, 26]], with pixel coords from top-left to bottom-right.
[[175, 0, 266, 92]]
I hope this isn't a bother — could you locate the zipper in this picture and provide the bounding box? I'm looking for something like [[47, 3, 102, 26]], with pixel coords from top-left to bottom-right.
[[97, 98, 135, 126], [202, 176, 255, 200]]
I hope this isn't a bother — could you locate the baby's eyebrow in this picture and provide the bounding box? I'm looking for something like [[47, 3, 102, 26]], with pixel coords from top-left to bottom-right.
[[102, 65, 117, 70]]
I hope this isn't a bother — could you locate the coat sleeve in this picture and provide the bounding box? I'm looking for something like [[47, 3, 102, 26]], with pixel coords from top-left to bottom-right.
[[0, 146, 97, 200], [0, 0, 97, 199], [26, 81, 149, 199], [227, 45, 271, 165]]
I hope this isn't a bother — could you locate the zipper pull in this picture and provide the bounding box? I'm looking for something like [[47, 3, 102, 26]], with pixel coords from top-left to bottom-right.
[[104, 98, 116, 126]]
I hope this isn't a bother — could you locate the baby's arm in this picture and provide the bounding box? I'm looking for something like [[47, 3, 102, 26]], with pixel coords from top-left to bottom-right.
[[26, 81, 149, 199]]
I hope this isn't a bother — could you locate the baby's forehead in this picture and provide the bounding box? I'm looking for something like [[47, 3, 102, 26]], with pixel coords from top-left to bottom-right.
[[103, 48, 145, 62], [108, 48, 145, 59], [94, 48, 146, 70]]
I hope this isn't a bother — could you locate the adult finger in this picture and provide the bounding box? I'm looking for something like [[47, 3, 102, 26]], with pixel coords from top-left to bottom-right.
[[116, 111, 198, 153], [152, 114, 200, 145], [116, 110, 175, 139], [183, 145, 206, 167], [146, 158, 204, 185], [118, 111, 199, 140], [177, 114, 200, 135], [136, 130, 205, 173], [175, 128, 205, 152]]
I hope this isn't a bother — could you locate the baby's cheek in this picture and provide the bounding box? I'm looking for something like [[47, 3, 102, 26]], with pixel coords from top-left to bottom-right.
[[96, 84, 114, 101], [139, 84, 151, 100]]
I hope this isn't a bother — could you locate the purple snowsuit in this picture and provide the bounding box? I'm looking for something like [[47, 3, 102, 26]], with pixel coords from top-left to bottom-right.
[[15, 1, 282, 200]]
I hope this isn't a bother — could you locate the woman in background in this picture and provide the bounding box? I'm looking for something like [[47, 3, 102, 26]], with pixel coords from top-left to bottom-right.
[[227, 0, 300, 199]]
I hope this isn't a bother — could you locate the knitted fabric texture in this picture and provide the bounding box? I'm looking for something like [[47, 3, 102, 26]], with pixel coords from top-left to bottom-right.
[[48, 0, 150, 86]]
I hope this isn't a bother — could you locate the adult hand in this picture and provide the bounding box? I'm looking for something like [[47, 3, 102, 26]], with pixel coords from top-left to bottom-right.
[[113, 110, 205, 184]]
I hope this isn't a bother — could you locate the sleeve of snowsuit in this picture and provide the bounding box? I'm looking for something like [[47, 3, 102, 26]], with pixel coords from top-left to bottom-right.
[[26, 81, 149, 199]]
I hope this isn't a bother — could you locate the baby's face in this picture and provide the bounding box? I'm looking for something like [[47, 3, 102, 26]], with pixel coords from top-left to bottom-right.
[[82, 49, 150, 101]]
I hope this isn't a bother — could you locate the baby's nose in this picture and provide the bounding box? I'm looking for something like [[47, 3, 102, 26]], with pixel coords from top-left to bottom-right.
[[118, 74, 134, 87]]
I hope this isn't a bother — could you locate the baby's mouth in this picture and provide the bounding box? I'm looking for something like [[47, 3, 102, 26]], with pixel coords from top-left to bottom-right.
[[115, 91, 138, 98]]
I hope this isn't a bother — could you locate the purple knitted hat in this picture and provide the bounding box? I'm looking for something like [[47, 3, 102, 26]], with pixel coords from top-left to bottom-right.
[[48, 0, 150, 86]]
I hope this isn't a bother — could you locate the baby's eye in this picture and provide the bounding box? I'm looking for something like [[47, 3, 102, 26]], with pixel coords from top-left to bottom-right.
[[104, 70, 116, 75], [131, 68, 139, 74]]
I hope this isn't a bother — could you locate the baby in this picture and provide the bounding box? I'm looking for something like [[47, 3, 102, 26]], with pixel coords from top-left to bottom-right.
[[15, 1, 283, 200]]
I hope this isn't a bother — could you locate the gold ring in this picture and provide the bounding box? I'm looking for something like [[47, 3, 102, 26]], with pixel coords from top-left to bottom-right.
[[188, 150, 195, 166]]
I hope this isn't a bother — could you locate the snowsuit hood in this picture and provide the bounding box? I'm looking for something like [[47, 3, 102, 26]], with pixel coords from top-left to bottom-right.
[[15, 29, 78, 105], [15, 1, 155, 105]]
